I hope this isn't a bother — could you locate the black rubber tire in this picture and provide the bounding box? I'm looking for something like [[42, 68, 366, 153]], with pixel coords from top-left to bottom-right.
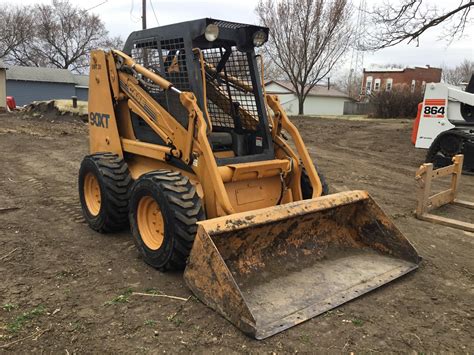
[[426, 133, 462, 169], [129, 170, 205, 271], [79, 153, 132, 232], [301, 165, 329, 199]]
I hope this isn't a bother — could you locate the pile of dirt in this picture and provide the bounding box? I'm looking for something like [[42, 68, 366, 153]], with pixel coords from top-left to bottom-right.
[[23, 100, 87, 123]]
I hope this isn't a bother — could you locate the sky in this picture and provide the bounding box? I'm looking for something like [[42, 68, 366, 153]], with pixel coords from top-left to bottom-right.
[[4, 0, 474, 72]]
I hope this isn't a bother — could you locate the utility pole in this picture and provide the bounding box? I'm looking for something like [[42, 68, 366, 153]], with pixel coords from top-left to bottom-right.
[[142, 0, 147, 30], [348, 0, 367, 100]]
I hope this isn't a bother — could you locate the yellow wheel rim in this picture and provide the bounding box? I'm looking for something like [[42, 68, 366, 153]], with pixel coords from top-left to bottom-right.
[[84, 172, 101, 216], [137, 196, 165, 250]]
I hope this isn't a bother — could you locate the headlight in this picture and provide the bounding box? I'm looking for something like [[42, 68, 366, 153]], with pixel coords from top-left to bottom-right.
[[253, 30, 268, 47], [205, 24, 219, 42]]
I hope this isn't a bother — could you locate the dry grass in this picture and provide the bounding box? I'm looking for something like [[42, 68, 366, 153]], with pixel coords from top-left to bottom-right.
[[54, 99, 87, 116]]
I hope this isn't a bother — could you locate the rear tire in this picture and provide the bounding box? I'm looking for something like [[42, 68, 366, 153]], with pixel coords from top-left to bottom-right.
[[129, 170, 205, 271], [79, 153, 132, 232], [301, 165, 329, 199]]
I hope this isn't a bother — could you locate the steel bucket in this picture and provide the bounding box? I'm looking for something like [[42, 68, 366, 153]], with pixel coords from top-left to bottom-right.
[[184, 190, 421, 339]]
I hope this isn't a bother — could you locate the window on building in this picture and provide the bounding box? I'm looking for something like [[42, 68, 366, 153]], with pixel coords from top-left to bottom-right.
[[411, 79, 416, 93], [386, 78, 393, 91], [374, 78, 381, 91], [366, 76, 373, 95]]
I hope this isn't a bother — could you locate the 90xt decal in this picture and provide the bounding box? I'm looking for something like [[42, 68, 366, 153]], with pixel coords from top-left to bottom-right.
[[89, 112, 110, 128]]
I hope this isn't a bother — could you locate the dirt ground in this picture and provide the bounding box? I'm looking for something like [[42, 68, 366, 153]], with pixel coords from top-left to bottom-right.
[[0, 112, 473, 353]]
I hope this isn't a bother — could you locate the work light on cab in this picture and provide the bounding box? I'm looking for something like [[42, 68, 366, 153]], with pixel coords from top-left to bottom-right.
[[253, 30, 268, 47], [205, 24, 219, 41]]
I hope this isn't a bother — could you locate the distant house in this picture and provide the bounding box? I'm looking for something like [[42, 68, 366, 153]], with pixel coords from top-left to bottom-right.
[[6, 66, 89, 106], [264, 80, 354, 116], [0, 60, 7, 110], [361, 65, 442, 99]]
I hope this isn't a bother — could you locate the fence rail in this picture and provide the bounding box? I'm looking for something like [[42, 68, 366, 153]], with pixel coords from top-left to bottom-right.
[[343, 102, 374, 115]]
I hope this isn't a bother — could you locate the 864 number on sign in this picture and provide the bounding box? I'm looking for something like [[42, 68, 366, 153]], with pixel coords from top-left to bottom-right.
[[423, 106, 445, 116]]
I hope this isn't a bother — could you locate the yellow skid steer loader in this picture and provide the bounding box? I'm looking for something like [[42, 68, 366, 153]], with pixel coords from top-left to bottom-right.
[[79, 19, 420, 339]]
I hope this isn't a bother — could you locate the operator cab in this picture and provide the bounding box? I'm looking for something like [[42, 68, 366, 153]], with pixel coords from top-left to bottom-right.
[[123, 18, 272, 165], [460, 74, 474, 124]]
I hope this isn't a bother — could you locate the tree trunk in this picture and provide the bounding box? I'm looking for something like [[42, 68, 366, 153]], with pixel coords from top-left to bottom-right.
[[298, 96, 304, 115]]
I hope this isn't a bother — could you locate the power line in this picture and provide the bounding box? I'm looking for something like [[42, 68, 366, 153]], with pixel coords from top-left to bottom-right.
[[130, 0, 141, 23], [149, 0, 160, 26], [86, 0, 108, 12]]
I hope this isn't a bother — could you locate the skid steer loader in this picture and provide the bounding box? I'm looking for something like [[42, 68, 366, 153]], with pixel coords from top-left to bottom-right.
[[79, 19, 421, 339], [412, 76, 474, 173]]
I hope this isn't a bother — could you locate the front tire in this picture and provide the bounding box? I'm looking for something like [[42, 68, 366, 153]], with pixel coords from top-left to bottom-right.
[[79, 153, 132, 232], [129, 170, 205, 271], [301, 165, 329, 199], [426, 133, 463, 168]]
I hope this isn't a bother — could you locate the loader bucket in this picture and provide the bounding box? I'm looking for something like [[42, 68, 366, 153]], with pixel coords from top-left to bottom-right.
[[184, 190, 421, 339]]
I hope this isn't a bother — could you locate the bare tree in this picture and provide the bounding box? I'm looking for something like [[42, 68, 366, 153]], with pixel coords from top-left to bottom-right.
[[442, 59, 474, 85], [256, 51, 285, 81], [334, 69, 362, 100], [0, 5, 34, 59], [256, 0, 353, 114], [5, 0, 122, 73], [364, 0, 474, 50]]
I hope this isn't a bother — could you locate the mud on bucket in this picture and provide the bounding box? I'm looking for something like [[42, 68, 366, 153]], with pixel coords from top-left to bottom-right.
[[184, 190, 420, 339]]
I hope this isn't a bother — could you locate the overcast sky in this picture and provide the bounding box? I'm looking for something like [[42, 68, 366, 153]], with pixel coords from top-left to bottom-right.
[[4, 0, 474, 72]]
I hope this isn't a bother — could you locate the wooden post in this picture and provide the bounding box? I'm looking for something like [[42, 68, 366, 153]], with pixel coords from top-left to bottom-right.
[[415, 163, 433, 217], [451, 154, 463, 201]]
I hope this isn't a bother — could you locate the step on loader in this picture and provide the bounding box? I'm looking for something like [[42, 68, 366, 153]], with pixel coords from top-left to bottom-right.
[[79, 18, 421, 339]]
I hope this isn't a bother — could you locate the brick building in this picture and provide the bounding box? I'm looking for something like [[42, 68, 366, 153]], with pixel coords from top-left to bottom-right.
[[360, 65, 442, 99]]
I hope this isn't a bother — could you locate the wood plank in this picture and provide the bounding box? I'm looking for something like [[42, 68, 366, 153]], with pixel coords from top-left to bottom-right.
[[419, 213, 474, 233], [453, 199, 474, 209], [451, 154, 464, 200], [416, 163, 433, 217], [431, 164, 455, 179], [427, 189, 454, 211]]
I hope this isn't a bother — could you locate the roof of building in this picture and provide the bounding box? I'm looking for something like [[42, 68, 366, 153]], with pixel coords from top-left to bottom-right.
[[6, 65, 89, 87], [364, 65, 441, 73], [74, 74, 89, 87], [0, 60, 8, 69], [265, 80, 351, 99]]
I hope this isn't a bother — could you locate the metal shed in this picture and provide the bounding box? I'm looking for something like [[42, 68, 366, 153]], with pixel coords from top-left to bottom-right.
[[6, 66, 89, 106], [74, 75, 89, 101]]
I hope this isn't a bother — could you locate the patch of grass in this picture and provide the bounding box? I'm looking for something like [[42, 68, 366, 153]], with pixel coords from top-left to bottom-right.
[[56, 270, 75, 279], [2, 303, 16, 312], [72, 321, 85, 332], [352, 318, 364, 326], [323, 309, 345, 318], [170, 317, 184, 327], [7, 305, 45, 333], [144, 319, 157, 327], [299, 334, 311, 344], [144, 288, 161, 295], [104, 288, 133, 306]]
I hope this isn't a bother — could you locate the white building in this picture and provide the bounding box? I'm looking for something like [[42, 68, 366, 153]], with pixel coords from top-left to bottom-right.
[[0, 60, 6, 111], [264, 80, 353, 116]]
